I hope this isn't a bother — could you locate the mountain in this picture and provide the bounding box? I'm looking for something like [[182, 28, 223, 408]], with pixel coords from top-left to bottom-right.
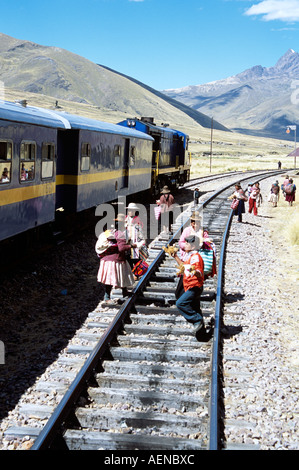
[[0, 33, 229, 133], [163, 50, 299, 139]]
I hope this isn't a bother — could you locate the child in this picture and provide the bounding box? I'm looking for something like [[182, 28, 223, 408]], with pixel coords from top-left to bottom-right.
[[248, 182, 260, 216], [170, 235, 205, 335], [247, 183, 253, 200]]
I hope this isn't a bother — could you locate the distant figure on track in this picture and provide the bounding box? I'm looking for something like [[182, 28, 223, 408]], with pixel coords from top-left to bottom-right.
[[193, 188, 200, 208], [156, 185, 175, 235]]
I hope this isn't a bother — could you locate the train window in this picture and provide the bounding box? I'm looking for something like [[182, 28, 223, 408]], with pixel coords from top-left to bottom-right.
[[81, 142, 91, 171], [130, 146, 136, 166], [114, 145, 121, 169], [0, 141, 12, 160], [42, 143, 55, 179], [20, 141, 36, 181], [0, 140, 12, 184]]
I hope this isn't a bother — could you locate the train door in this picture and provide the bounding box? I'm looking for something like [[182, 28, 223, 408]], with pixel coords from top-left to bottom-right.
[[119, 138, 129, 190]]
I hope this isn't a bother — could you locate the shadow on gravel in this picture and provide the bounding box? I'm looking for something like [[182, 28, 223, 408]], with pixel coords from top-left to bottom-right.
[[221, 324, 243, 339], [242, 221, 261, 227], [223, 293, 245, 303], [0, 229, 102, 423]]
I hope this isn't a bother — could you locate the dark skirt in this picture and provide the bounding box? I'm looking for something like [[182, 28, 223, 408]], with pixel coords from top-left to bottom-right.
[[233, 199, 245, 217], [285, 193, 295, 202]]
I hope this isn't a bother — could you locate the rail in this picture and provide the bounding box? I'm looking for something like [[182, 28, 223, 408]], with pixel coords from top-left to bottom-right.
[[31, 169, 286, 450]]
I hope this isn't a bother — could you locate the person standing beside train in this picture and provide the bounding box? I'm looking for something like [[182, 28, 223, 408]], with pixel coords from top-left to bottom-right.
[[125, 202, 147, 269], [157, 186, 175, 235], [96, 214, 134, 301]]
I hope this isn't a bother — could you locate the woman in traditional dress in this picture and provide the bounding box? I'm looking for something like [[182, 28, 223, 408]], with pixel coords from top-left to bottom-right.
[[178, 211, 203, 261], [125, 203, 147, 269], [230, 183, 247, 223], [157, 186, 175, 234], [285, 178, 296, 206], [95, 215, 134, 301]]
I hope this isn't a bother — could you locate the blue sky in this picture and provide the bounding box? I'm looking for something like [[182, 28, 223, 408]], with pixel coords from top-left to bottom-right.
[[1, 0, 299, 90]]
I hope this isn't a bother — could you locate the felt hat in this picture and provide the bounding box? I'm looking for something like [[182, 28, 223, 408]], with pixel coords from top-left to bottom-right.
[[190, 211, 202, 222], [161, 186, 170, 194], [126, 203, 139, 211]]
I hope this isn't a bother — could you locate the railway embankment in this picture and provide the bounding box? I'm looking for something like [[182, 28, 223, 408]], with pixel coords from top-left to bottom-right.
[[222, 175, 299, 450]]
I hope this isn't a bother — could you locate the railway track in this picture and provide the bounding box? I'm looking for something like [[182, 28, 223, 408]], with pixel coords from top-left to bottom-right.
[[3, 169, 287, 451]]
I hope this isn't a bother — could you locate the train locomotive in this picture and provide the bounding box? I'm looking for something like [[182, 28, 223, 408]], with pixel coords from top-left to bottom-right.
[[118, 117, 190, 195], [0, 101, 190, 243]]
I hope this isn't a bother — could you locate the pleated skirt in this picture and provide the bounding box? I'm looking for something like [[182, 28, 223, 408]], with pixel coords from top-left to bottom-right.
[[97, 259, 134, 288]]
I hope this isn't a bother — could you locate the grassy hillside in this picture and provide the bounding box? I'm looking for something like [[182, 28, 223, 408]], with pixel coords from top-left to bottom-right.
[[0, 33, 225, 134]]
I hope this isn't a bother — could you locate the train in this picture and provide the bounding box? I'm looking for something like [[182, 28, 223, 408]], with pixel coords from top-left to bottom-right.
[[0, 100, 190, 243]]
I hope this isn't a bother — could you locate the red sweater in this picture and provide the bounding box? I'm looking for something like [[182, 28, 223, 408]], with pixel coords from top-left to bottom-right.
[[183, 251, 204, 291]]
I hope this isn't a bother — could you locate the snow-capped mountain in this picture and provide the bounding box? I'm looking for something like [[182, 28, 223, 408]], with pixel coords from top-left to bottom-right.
[[163, 50, 299, 139]]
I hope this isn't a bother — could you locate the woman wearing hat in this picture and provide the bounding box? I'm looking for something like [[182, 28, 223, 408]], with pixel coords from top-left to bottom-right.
[[284, 178, 296, 206], [230, 183, 247, 223], [178, 211, 203, 261], [125, 202, 147, 269], [126, 203, 144, 229], [96, 214, 134, 301], [157, 186, 175, 234]]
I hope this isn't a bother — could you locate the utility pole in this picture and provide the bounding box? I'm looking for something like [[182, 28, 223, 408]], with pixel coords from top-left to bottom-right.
[[210, 117, 213, 173], [286, 125, 297, 168]]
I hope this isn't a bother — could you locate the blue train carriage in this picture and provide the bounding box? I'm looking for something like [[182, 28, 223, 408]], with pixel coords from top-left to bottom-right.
[[118, 117, 190, 194], [0, 101, 69, 242], [55, 113, 154, 213]]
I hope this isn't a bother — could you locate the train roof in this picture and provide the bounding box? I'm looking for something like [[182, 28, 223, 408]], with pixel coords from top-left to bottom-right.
[[0, 101, 154, 140], [118, 118, 189, 142], [57, 112, 154, 141], [0, 100, 71, 129]]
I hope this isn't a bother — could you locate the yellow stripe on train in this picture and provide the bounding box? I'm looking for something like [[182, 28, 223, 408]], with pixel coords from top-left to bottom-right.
[[0, 168, 153, 206], [55, 167, 152, 186], [0, 183, 56, 207]]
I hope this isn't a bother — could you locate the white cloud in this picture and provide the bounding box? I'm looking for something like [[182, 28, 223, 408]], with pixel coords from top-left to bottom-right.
[[245, 0, 299, 22]]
